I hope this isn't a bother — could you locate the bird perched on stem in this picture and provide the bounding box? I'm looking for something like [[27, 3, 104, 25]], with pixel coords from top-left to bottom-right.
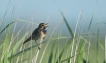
[[23, 23, 48, 50]]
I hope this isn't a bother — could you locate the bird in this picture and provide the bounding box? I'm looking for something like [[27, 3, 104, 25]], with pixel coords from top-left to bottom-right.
[[23, 23, 48, 50]]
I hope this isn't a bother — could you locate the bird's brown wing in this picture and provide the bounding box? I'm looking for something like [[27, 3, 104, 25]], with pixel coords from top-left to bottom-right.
[[23, 36, 32, 44], [23, 28, 41, 44]]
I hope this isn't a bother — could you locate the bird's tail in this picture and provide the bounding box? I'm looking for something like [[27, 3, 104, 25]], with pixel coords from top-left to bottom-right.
[[23, 37, 31, 44]]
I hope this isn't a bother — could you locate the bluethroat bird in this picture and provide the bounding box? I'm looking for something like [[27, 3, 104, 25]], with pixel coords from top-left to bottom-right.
[[23, 23, 48, 50]]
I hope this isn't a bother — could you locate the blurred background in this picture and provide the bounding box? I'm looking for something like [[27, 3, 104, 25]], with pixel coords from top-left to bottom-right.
[[0, 0, 106, 63]]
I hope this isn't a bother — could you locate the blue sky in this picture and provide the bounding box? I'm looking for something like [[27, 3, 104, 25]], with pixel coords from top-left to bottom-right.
[[0, 0, 106, 22], [0, 0, 106, 33]]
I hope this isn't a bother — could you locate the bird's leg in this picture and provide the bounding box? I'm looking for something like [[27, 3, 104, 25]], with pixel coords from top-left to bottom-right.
[[43, 37, 45, 41], [38, 46, 40, 50]]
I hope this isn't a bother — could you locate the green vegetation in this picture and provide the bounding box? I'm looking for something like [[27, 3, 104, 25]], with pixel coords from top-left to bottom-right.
[[0, 1, 105, 63], [0, 13, 105, 63]]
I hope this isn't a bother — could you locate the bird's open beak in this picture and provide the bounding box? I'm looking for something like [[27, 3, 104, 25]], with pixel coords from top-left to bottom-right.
[[45, 23, 49, 27]]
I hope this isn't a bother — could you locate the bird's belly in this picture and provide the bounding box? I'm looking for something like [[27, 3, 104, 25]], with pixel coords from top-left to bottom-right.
[[33, 31, 46, 41], [41, 31, 46, 37], [34, 33, 45, 40], [34, 35, 41, 40]]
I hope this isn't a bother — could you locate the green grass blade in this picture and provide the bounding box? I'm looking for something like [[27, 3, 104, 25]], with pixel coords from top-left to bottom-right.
[[8, 32, 29, 59], [0, 24, 11, 63], [8, 40, 47, 60], [9, 50, 13, 63], [0, 22, 14, 35], [17, 59, 29, 63], [0, 0, 11, 30], [56, 39, 72, 63], [75, 39, 85, 63], [96, 22, 100, 63], [61, 12, 74, 38], [88, 16, 93, 31], [2, 33, 9, 53], [48, 42, 55, 63], [54, 42, 59, 63], [92, 32, 104, 50], [0, 43, 3, 49], [88, 0, 98, 31], [61, 55, 78, 63]]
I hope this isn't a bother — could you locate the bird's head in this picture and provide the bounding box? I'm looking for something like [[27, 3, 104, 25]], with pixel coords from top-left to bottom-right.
[[38, 23, 48, 29]]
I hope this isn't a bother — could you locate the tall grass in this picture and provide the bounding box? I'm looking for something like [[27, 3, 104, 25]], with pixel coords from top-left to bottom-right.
[[0, 2, 105, 63], [0, 14, 105, 63]]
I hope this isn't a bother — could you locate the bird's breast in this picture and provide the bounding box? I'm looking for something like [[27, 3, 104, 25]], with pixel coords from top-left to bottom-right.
[[41, 31, 46, 37]]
